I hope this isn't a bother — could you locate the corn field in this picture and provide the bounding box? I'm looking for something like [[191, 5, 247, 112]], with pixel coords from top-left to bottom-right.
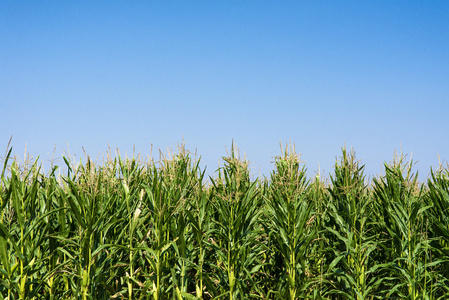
[[1, 144, 449, 299]]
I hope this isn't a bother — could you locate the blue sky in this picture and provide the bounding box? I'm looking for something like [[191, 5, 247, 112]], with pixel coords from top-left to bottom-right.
[[1, 1, 448, 181]]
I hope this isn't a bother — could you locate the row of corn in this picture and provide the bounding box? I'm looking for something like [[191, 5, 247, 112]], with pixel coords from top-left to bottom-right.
[[1, 145, 449, 299]]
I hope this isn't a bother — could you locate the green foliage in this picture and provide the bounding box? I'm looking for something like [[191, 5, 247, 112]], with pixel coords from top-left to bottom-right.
[[0, 144, 448, 299]]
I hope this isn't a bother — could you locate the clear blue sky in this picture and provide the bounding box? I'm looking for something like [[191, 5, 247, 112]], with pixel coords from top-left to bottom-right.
[[1, 1, 448, 181]]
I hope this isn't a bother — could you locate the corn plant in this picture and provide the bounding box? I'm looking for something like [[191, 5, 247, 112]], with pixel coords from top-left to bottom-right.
[[185, 177, 214, 299], [325, 148, 385, 300], [58, 157, 122, 299], [264, 145, 316, 299], [161, 149, 203, 299], [0, 158, 49, 299], [209, 147, 263, 299], [373, 155, 440, 299], [306, 170, 330, 299], [424, 167, 449, 297]]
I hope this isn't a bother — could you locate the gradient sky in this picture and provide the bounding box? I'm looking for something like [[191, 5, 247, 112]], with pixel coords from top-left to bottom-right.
[[1, 1, 448, 181]]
